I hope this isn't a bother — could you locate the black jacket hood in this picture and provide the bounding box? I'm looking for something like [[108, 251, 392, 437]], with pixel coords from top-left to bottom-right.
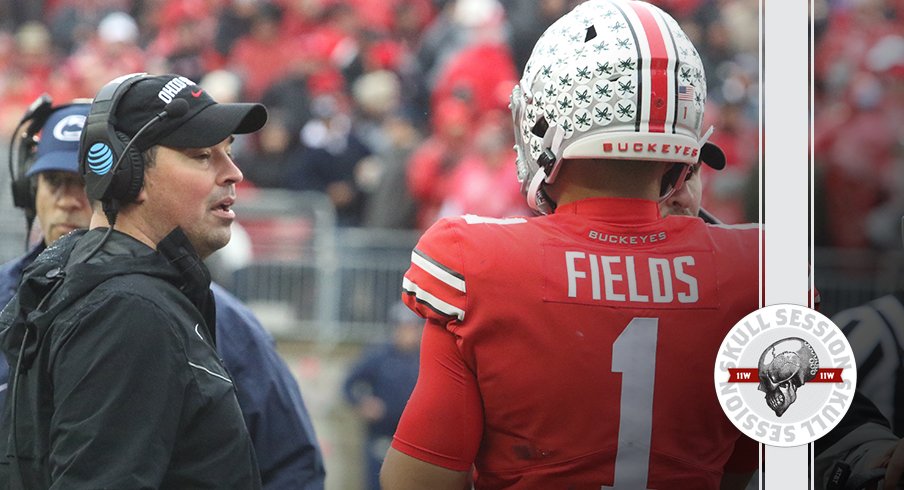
[[0, 227, 212, 374]]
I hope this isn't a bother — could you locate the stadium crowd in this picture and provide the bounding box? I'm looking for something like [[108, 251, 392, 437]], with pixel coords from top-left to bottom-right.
[[0, 0, 762, 232], [814, 0, 904, 250]]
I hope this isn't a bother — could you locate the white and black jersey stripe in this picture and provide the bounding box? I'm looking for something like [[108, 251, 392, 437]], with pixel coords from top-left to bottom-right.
[[833, 292, 904, 435]]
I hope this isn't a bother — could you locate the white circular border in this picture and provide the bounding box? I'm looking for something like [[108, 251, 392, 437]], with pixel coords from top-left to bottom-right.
[[713, 304, 857, 447]]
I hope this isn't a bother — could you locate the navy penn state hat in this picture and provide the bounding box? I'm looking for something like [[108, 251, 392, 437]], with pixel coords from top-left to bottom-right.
[[26, 104, 90, 177], [113, 74, 267, 151]]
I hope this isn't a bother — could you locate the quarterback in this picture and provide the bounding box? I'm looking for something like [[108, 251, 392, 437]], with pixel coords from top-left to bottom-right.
[[381, 0, 760, 489]]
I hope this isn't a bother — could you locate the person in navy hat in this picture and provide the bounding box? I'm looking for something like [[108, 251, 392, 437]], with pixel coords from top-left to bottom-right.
[[0, 94, 326, 488], [0, 102, 94, 310]]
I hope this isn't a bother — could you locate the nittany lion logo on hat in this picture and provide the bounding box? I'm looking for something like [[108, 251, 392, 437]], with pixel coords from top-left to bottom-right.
[[52, 114, 86, 142]]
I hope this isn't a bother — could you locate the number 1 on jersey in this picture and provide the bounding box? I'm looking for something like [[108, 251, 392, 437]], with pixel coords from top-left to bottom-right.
[[603, 318, 658, 490]]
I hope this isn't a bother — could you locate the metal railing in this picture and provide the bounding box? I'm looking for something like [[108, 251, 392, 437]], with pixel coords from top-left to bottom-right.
[[0, 185, 899, 340], [224, 193, 904, 341], [814, 248, 904, 317], [227, 189, 421, 344]]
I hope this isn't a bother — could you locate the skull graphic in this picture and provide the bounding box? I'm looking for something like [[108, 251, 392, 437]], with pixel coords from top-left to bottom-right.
[[757, 337, 819, 417]]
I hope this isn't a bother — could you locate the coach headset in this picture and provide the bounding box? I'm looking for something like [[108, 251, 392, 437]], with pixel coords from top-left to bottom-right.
[[80, 72, 189, 224]]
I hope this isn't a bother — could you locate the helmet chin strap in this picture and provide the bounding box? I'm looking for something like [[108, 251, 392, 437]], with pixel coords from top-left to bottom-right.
[[527, 169, 554, 214], [527, 125, 567, 215]]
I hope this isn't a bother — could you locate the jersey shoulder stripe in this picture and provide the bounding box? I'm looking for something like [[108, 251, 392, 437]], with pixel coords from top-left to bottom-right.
[[402, 278, 465, 321], [832, 294, 904, 432], [411, 249, 466, 292], [402, 219, 469, 325]]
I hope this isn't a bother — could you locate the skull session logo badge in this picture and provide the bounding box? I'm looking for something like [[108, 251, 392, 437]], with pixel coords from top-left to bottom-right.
[[757, 337, 819, 417], [713, 304, 856, 447]]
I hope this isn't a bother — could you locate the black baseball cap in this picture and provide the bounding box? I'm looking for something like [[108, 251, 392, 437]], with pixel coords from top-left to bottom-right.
[[700, 141, 726, 170], [113, 74, 267, 151]]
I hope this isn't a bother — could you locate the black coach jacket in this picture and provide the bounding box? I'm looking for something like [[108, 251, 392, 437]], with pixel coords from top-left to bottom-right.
[[0, 227, 261, 489]]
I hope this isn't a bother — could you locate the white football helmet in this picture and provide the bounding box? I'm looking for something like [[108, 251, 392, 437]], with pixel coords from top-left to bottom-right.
[[511, 0, 719, 213]]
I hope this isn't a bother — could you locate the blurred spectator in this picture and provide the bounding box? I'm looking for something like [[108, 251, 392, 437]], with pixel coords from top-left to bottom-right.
[[201, 67, 245, 103], [0, 0, 44, 29], [416, 0, 485, 89], [701, 102, 757, 224], [352, 70, 423, 229], [361, 114, 422, 229], [503, 0, 571, 72], [214, 0, 260, 57], [64, 11, 146, 97], [351, 69, 402, 154], [47, 0, 130, 55], [228, 2, 295, 100], [406, 96, 472, 230], [427, 0, 516, 115], [145, 0, 222, 81], [387, 0, 436, 47], [260, 72, 315, 135], [343, 302, 421, 490], [436, 110, 529, 220], [430, 32, 517, 115], [279, 0, 326, 38], [286, 93, 373, 226], [241, 109, 301, 189], [0, 22, 57, 132], [307, 1, 364, 84]]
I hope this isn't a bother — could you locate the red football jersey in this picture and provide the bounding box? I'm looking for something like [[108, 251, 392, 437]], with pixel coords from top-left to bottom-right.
[[393, 197, 761, 489]]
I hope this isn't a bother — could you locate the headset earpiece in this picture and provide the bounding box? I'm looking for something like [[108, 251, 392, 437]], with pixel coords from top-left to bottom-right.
[[9, 140, 38, 213], [113, 130, 145, 203], [81, 73, 149, 204], [8, 94, 54, 218]]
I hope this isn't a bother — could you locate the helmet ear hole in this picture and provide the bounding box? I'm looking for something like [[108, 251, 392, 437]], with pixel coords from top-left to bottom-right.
[[531, 117, 549, 138], [538, 149, 557, 174]]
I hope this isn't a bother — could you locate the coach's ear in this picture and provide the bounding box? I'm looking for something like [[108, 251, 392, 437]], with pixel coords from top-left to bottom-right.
[[133, 186, 148, 204]]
